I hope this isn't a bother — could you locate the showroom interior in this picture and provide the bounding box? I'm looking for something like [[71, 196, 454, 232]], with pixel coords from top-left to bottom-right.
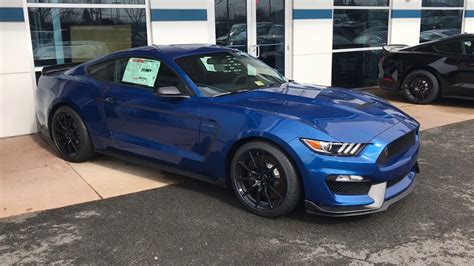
[[0, 0, 473, 138]]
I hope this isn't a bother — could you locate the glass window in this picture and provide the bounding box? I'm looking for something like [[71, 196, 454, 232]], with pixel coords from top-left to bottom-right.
[[334, 0, 389, 6], [88, 59, 119, 82], [176, 51, 287, 97], [420, 10, 463, 43], [434, 41, 463, 55], [215, 0, 247, 52], [27, 1, 144, 4], [332, 50, 383, 88], [28, 7, 147, 66], [89, 57, 186, 91], [333, 9, 389, 49], [422, 0, 464, 7]]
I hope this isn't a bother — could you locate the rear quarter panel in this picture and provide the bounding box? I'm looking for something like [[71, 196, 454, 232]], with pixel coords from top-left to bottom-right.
[[35, 68, 109, 149], [383, 51, 458, 96]]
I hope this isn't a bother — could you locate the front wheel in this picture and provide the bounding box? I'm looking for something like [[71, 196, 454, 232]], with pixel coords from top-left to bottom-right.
[[401, 70, 440, 104], [230, 141, 302, 218], [51, 106, 94, 162]]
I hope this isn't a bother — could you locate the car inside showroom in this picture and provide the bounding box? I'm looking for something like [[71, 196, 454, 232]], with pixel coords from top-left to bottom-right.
[[1, 0, 473, 264]]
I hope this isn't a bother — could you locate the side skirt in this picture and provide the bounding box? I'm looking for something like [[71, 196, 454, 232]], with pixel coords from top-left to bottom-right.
[[98, 149, 227, 188]]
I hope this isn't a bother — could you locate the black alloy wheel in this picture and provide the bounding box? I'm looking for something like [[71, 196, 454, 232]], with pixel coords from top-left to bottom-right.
[[401, 70, 439, 104], [231, 141, 302, 218], [51, 106, 94, 162]]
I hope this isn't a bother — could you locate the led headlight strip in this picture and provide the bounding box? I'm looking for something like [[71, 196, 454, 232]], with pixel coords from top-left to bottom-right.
[[301, 139, 366, 156]]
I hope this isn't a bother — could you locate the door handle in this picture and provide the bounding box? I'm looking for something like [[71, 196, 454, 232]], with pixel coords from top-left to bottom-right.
[[256, 45, 260, 58], [103, 97, 121, 104]]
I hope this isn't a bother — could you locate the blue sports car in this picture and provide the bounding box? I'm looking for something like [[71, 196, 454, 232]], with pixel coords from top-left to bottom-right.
[[36, 45, 420, 217]]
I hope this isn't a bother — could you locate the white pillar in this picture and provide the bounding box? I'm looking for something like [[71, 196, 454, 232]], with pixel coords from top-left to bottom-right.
[[292, 0, 333, 86], [0, 0, 37, 137]]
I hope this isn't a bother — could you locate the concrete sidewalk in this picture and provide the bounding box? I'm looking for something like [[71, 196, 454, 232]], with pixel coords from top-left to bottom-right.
[[1, 88, 473, 218]]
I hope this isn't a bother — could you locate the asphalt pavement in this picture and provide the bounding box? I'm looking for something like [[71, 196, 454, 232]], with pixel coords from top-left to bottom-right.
[[1, 120, 473, 264]]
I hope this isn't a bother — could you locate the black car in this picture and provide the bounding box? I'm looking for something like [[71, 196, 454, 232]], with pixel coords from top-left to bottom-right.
[[378, 34, 474, 104]]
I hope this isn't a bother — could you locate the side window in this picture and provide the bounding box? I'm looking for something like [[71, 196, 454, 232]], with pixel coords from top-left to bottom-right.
[[154, 63, 186, 93], [434, 41, 463, 55], [463, 39, 473, 55], [88, 60, 116, 82], [88, 57, 129, 83]]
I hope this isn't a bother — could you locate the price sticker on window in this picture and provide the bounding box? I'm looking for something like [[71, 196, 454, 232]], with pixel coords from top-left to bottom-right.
[[122, 57, 161, 87]]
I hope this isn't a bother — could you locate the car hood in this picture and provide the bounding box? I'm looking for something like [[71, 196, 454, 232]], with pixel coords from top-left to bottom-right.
[[211, 83, 418, 143]]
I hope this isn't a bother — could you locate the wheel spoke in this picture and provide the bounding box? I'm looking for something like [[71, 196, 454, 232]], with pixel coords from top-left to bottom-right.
[[235, 176, 254, 181], [268, 185, 283, 199], [248, 151, 258, 169], [238, 161, 255, 174], [255, 189, 261, 208], [264, 187, 273, 209], [259, 150, 266, 168], [242, 184, 258, 197], [70, 140, 78, 153]]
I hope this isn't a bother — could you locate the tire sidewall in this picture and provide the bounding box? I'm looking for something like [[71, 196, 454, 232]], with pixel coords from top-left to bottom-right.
[[51, 106, 94, 162], [230, 141, 302, 218], [401, 70, 440, 104]]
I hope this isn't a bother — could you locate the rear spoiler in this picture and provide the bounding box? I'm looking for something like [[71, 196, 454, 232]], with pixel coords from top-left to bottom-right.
[[382, 44, 409, 52], [41, 62, 83, 75]]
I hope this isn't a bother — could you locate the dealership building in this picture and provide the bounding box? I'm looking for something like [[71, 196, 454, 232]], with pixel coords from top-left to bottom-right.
[[0, 0, 473, 138]]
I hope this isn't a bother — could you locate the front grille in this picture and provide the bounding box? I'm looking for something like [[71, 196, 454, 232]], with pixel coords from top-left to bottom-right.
[[326, 181, 371, 195], [377, 130, 416, 165], [387, 174, 405, 187]]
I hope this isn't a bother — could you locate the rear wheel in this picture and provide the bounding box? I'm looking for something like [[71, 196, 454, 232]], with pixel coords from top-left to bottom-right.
[[230, 141, 302, 218], [401, 70, 439, 104], [51, 106, 94, 162]]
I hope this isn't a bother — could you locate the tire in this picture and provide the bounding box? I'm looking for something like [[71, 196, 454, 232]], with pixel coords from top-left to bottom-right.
[[51, 106, 94, 162], [230, 141, 302, 218], [401, 70, 440, 104]]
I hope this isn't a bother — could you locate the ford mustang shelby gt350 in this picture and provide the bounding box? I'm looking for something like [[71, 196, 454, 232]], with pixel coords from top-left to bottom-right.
[[36, 45, 420, 217]]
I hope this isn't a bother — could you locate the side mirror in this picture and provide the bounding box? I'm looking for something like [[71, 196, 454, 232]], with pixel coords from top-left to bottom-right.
[[156, 86, 189, 98]]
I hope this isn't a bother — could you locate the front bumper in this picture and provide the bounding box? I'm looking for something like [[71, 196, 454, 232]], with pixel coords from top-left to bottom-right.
[[305, 164, 418, 217], [292, 119, 420, 217]]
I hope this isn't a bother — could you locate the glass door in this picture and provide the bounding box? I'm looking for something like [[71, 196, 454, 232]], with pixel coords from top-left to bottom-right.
[[215, 0, 249, 52], [252, 0, 285, 75], [215, 0, 288, 75]]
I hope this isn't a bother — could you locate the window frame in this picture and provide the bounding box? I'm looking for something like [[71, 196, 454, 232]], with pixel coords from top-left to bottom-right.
[[86, 55, 193, 96]]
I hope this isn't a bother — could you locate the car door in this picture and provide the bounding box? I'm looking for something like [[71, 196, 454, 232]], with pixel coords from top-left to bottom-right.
[[456, 38, 474, 97], [100, 56, 204, 169]]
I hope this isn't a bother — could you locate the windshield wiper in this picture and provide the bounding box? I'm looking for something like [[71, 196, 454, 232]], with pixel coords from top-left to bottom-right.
[[213, 89, 251, 97]]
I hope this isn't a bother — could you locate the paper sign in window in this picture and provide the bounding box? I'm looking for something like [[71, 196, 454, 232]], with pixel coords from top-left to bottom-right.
[[122, 57, 160, 87]]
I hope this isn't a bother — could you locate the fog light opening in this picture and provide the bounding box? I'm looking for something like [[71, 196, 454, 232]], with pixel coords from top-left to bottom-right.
[[328, 175, 367, 182]]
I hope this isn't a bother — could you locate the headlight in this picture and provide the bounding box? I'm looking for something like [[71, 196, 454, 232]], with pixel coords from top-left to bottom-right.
[[301, 138, 366, 156]]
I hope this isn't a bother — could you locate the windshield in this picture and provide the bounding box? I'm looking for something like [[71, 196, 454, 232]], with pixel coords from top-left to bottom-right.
[[175, 51, 287, 97]]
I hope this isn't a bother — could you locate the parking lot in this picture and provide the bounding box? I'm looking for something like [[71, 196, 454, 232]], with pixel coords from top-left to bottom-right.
[[1, 90, 474, 264]]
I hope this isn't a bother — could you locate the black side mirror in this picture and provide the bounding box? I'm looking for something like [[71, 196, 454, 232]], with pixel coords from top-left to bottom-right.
[[156, 86, 189, 98]]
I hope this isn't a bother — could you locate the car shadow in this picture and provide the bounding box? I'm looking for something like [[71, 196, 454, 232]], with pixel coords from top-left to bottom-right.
[[169, 177, 371, 225]]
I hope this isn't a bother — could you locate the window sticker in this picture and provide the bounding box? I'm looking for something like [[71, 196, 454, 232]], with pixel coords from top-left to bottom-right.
[[254, 80, 264, 87], [122, 57, 160, 87], [247, 64, 257, 76]]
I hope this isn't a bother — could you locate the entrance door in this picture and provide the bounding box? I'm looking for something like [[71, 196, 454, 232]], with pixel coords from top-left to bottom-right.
[[215, 0, 290, 76]]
